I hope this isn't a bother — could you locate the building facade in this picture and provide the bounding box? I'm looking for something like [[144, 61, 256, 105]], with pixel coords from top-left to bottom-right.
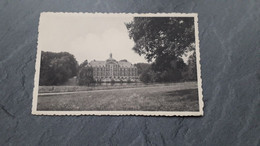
[[87, 53, 139, 82]]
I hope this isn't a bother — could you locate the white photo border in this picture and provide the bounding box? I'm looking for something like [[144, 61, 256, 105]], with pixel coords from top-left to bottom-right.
[[32, 12, 203, 116]]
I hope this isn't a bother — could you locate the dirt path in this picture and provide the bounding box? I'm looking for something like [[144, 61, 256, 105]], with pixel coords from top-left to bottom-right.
[[38, 82, 197, 96]]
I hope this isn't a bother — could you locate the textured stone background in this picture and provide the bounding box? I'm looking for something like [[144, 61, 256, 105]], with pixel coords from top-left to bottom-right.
[[0, 0, 259, 145]]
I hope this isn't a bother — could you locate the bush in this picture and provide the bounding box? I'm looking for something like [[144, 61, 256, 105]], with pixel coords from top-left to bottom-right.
[[139, 68, 154, 83], [111, 79, 115, 86], [127, 79, 131, 83]]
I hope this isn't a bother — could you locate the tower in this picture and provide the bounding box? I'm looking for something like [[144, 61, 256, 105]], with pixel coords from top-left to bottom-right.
[[109, 53, 112, 59]]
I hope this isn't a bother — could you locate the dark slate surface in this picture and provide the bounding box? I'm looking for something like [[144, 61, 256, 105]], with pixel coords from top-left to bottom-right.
[[0, 0, 259, 145]]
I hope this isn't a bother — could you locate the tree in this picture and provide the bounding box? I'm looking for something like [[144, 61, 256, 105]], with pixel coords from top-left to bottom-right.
[[139, 66, 156, 83], [126, 17, 195, 62], [79, 59, 88, 71], [134, 63, 151, 75], [77, 66, 95, 86], [39, 51, 78, 85], [126, 17, 195, 82], [139, 69, 152, 83], [187, 51, 197, 81]]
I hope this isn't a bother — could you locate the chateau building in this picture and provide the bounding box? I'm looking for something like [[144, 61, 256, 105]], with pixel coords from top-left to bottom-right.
[[87, 53, 139, 82]]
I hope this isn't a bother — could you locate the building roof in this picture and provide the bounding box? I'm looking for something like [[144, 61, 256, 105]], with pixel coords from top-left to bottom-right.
[[88, 53, 136, 68], [118, 60, 133, 67], [88, 60, 106, 67]]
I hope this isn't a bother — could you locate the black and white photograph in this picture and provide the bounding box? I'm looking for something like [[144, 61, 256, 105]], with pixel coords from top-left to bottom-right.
[[32, 13, 203, 116]]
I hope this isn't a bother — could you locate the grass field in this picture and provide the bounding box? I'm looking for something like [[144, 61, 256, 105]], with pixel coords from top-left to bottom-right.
[[37, 82, 199, 111]]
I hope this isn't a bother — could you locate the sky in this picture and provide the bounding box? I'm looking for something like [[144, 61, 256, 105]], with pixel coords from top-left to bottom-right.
[[38, 13, 148, 64]]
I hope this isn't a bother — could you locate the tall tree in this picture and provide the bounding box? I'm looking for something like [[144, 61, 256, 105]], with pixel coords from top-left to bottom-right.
[[126, 17, 195, 62], [126, 17, 195, 82]]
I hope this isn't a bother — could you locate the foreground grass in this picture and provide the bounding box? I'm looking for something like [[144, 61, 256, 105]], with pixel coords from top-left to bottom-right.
[[37, 83, 199, 111]]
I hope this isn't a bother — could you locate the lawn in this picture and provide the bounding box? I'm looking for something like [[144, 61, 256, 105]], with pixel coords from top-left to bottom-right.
[[37, 82, 199, 111]]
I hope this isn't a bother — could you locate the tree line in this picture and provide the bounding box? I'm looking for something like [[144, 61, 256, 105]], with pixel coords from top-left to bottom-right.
[[39, 50, 196, 86]]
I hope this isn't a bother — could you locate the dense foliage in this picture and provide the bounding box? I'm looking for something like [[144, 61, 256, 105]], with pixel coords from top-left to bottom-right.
[[137, 55, 197, 83], [134, 63, 151, 75], [77, 66, 95, 86], [126, 17, 195, 61], [39, 51, 78, 85], [126, 17, 197, 82]]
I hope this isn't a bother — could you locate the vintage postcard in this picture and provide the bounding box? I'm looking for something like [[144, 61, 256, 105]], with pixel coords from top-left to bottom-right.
[[32, 12, 203, 116]]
